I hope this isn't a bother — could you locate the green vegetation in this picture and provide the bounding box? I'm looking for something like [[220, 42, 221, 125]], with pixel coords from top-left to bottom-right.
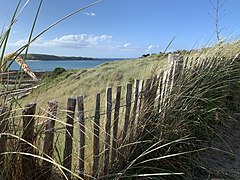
[[22, 54, 167, 109], [19, 53, 96, 61], [2, 0, 240, 179], [20, 43, 240, 179], [129, 49, 240, 179]]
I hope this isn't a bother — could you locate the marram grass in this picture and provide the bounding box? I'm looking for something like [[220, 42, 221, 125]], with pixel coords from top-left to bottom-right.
[[2, 0, 240, 179], [122, 48, 240, 179]]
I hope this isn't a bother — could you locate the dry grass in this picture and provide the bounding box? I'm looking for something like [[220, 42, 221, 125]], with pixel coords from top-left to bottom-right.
[[2, 0, 240, 179]]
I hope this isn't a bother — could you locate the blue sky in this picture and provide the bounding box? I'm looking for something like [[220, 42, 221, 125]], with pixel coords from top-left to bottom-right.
[[1, 0, 240, 58]]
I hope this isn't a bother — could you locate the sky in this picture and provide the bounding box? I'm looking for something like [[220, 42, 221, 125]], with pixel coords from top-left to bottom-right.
[[1, 0, 240, 58]]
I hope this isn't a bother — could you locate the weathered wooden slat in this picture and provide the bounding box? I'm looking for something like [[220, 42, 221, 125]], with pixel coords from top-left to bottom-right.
[[157, 73, 164, 112], [143, 79, 152, 106], [142, 79, 152, 119], [0, 107, 7, 169], [167, 60, 174, 97], [173, 55, 183, 82], [92, 93, 101, 178], [111, 86, 121, 166], [2, 70, 44, 80], [167, 54, 183, 93], [42, 100, 58, 180], [183, 56, 189, 69], [3, 79, 38, 84], [21, 102, 36, 180], [118, 83, 132, 168], [161, 69, 169, 107], [137, 80, 144, 112], [169, 60, 177, 92], [136, 80, 144, 134], [129, 80, 140, 141], [63, 98, 76, 180], [77, 96, 85, 178], [121, 83, 132, 145], [149, 75, 159, 107], [104, 87, 112, 175]]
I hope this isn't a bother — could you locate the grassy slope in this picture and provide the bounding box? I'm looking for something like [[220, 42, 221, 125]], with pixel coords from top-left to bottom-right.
[[22, 41, 240, 109], [22, 54, 167, 110], [19, 54, 167, 172], [17, 43, 240, 178]]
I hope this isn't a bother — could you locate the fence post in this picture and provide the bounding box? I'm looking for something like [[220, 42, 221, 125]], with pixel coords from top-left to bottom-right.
[[143, 79, 151, 104], [138, 80, 144, 112], [167, 54, 183, 91], [42, 99, 58, 180], [152, 75, 160, 103], [21, 102, 36, 180], [0, 107, 7, 170], [136, 80, 144, 135], [161, 70, 168, 108], [63, 98, 76, 180], [121, 83, 132, 145], [175, 55, 183, 80], [104, 87, 112, 175], [142, 79, 151, 119], [129, 80, 140, 141], [160, 54, 183, 114], [92, 93, 101, 178], [77, 96, 85, 179], [111, 86, 121, 166], [146, 76, 159, 117], [157, 72, 164, 112]]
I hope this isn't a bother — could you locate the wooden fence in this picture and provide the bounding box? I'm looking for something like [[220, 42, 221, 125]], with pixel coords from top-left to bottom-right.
[[0, 71, 44, 100], [0, 54, 184, 179]]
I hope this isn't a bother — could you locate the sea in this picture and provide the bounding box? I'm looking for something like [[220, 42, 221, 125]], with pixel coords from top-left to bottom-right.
[[8, 58, 124, 72]]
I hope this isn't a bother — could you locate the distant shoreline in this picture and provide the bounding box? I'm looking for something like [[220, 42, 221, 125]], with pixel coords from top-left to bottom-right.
[[19, 53, 97, 61], [10, 57, 128, 72], [25, 59, 102, 61], [20, 54, 127, 61]]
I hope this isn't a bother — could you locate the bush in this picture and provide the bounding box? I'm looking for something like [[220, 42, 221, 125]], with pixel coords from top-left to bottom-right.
[[48, 67, 66, 78]]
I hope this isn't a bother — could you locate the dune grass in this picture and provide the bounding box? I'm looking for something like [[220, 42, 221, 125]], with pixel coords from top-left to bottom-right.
[[2, 0, 240, 179], [5, 40, 240, 179], [103, 46, 239, 179], [18, 42, 240, 179], [22, 54, 167, 108], [0, 0, 109, 179], [18, 54, 167, 175]]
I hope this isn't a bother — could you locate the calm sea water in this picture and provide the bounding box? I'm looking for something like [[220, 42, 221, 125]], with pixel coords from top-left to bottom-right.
[[9, 59, 122, 72]]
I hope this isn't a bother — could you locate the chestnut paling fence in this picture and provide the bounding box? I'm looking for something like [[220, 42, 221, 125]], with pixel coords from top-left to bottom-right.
[[0, 54, 184, 179]]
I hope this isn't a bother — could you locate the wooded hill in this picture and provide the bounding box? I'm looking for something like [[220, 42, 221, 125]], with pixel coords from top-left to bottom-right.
[[19, 53, 96, 60]]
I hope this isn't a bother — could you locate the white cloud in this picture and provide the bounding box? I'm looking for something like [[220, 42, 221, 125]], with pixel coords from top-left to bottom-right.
[[103, 43, 138, 52], [84, 12, 96, 16], [123, 43, 131, 48], [119, 43, 140, 52], [9, 34, 143, 53], [145, 45, 160, 52], [47, 34, 112, 48], [10, 34, 112, 49]]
